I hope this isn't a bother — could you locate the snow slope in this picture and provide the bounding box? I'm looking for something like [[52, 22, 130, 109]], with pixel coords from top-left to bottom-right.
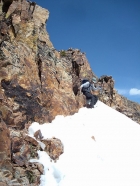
[[29, 101, 140, 186]]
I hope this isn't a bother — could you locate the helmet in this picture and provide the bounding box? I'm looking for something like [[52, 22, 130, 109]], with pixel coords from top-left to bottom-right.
[[92, 77, 97, 83]]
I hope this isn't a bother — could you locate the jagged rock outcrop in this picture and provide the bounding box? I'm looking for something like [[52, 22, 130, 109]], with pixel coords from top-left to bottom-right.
[[0, 0, 140, 185], [98, 75, 140, 124]]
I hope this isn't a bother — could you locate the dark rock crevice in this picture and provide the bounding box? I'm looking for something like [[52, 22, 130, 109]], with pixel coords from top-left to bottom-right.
[[72, 61, 80, 77], [73, 85, 79, 96], [1, 0, 13, 13], [36, 57, 42, 88]]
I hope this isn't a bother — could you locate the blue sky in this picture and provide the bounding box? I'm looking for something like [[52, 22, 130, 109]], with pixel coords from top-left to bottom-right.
[[34, 0, 140, 103]]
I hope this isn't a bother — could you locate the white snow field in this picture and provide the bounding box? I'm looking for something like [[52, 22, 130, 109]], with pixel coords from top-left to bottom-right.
[[28, 101, 140, 186]]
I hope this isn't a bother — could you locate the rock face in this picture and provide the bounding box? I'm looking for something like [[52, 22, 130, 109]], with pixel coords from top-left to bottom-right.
[[0, 0, 95, 129], [0, 120, 11, 173], [0, 0, 140, 185], [0, 1, 94, 184]]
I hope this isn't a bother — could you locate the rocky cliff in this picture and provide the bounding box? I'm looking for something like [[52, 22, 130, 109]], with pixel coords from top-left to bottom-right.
[[0, 0, 140, 185]]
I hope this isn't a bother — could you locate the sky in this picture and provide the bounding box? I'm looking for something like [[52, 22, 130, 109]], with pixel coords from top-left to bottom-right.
[[28, 101, 140, 186], [34, 0, 140, 103]]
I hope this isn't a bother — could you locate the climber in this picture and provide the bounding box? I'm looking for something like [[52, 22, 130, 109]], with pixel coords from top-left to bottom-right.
[[80, 77, 102, 108]]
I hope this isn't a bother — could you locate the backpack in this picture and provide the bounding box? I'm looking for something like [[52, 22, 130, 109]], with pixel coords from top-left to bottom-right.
[[81, 79, 91, 93], [81, 79, 89, 85]]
